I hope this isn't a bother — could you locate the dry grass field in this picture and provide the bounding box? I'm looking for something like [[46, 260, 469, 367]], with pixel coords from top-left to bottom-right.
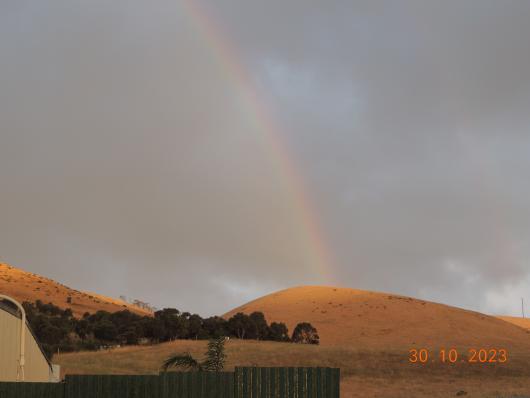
[[55, 339, 530, 397], [0, 262, 151, 317]]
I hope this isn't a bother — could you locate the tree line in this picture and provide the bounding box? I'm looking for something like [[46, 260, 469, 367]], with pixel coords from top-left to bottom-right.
[[20, 300, 319, 358]]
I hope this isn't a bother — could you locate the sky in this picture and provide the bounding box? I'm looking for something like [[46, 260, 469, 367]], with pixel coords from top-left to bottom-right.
[[2, 1, 530, 316]]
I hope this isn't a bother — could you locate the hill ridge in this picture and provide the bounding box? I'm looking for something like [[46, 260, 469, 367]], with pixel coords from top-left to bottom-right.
[[224, 285, 530, 348], [0, 262, 151, 317]]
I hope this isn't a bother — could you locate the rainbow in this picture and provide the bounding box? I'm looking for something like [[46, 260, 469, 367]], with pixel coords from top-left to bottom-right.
[[181, 1, 338, 284]]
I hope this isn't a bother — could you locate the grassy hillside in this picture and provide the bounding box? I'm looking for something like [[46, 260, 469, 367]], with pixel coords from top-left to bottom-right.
[[498, 316, 530, 330], [0, 262, 151, 317], [5, 266, 530, 396], [55, 339, 530, 397], [223, 286, 530, 350]]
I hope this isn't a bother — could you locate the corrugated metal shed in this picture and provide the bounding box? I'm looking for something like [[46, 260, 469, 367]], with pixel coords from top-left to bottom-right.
[[0, 299, 59, 382]]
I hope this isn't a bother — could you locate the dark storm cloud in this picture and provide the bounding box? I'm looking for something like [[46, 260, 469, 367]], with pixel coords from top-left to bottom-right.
[[2, 1, 530, 315]]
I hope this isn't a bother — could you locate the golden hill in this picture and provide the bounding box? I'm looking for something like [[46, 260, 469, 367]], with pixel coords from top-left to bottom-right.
[[0, 262, 151, 317], [223, 285, 530, 350], [497, 315, 530, 330]]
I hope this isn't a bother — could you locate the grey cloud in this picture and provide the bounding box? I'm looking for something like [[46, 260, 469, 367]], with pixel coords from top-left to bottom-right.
[[2, 1, 530, 316]]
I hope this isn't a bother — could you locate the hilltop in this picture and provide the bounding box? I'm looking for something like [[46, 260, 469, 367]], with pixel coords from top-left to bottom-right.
[[223, 285, 530, 349], [0, 263, 151, 317], [3, 263, 528, 349]]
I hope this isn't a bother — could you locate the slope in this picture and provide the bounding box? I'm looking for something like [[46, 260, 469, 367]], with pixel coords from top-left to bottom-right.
[[0, 262, 151, 317], [223, 285, 530, 349], [497, 315, 530, 330]]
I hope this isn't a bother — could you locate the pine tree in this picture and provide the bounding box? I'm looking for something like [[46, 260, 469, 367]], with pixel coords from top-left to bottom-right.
[[202, 336, 226, 371]]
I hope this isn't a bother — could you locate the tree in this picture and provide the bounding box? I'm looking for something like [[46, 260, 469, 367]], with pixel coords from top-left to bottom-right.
[[118, 327, 139, 345], [23, 297, 318, 355], [227, 313, 253, 339], [162, 336, 227, 372], [202, 336, 226, 371], [291, 322, 319, 345], [75, 319, 91, 339], [38, 323, 64, 345], [269, 322, 290, 342], [186, 314, 204, 340], [202, 316, 228, 338], [162, 353, 203, 371], [249, 312, 270, 340], [154, 308, 187, 340], [93, 320, 118, 341], [142, 318, 166, 343]]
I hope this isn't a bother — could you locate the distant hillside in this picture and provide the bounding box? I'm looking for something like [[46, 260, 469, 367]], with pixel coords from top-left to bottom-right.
[[497, 315, 530, 330], [224, 285, 530, 349], [0, 262, 151, 317]]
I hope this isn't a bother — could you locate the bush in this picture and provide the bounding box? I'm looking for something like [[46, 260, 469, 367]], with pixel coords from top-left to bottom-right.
[[269, 322, 290, 342], [292, 322, 319, 345]]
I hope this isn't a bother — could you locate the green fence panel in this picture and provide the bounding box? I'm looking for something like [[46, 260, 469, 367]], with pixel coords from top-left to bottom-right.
[[65, 373, 234, 398], [234, 367, 340, 398], [0, 382, 65, 398], [162, 371, 234, 398], [1, 367, 338, 398], [65, 375, 161, 398]]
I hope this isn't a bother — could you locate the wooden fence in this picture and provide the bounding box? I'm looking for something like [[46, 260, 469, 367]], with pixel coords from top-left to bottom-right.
[[0, 367, 340, 398]]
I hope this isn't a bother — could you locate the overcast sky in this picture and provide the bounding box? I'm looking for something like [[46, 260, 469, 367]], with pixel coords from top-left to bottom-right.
[[2, 1, 530, 316]]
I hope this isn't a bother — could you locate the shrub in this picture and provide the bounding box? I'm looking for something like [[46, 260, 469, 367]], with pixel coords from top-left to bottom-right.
[[292, 322, 319, 345]]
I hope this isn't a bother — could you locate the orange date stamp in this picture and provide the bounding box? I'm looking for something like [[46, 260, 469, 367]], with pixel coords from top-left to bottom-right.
[[409, 348, 508, 364]]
